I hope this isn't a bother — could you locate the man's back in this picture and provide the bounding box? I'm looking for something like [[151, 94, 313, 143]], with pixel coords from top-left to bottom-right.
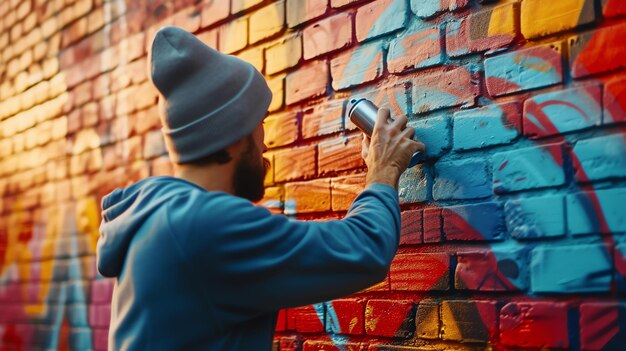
[[98, 176, 400, 350]]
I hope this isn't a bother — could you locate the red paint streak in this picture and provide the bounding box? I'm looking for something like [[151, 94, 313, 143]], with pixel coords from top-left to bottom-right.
[[498, 160, 508, 171], [1, 324, 24, 351], [514, 177, 527, 182]]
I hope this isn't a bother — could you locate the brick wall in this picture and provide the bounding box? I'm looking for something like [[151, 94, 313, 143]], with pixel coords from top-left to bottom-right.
[[1, 0, 625, 350]]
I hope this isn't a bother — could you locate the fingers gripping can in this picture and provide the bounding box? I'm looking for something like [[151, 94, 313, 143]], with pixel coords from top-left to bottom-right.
[[346, 98, 424, 168]]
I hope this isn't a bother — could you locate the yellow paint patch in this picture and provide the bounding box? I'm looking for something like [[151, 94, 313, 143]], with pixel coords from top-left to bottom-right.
[[441, 302, 462, 340], [521, 0, 587, 39], [488, 3, 518, 37]]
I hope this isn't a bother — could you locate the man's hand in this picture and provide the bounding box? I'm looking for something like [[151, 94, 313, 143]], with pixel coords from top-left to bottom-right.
[[362, 107, 425, 189]]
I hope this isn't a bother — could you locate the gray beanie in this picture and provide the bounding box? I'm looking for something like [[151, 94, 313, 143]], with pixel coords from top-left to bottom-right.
[[149, 26, 272, 164]]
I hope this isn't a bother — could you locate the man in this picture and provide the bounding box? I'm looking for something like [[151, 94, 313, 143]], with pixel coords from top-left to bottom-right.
[[97, 26, 424, 350]]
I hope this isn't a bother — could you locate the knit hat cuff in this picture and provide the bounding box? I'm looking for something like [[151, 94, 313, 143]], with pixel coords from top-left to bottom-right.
[[162, 64, 272, 164]]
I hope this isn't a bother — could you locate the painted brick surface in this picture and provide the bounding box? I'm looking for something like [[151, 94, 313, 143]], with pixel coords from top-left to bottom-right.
[[412, 67, 479, 113], [325, 299, 365, 335], [524, 84, 602, 138], [493, 143, 564, 193], [249, 1, 285, 44], [414, 300, 438, 339], [285, 178, 331, 215], [531, 244, 613, 293], [504, 195, 566, 239], [387, 24, 442, 74], [442, 202, 505, 241], [485, 43, 563, 97], [580, 303, 626, 350], [2, 0, 625, 350], [266, 34, 302, 75], [455, 249, 527, 291], [397, 165, 428, 205], [410, 0, 468, 19], [318, 135, 365, 175], [500, 302, 569, 348], [567, 188, 626, 235], [521, 0, 595, 39], [400, 209, 422, 245], [453, 102, 520, 151], [389, 253, 450, 291], [441, 300, 497, 342], [604, 75, 626, 124], [446, 3, 518, 58], [301, 100, 344, 139], [408, 115, 450, 158], [330, 173, 366, 211], [364, 300, 415, 338], [355, 0, 407, 42], [572, 133, 626, 182], [570, 23, 626, 78], [285, 60, 328, 104], [433, 158, 491, 200], [330, 41, 385, 91], [303, 13, 352, 60], [287, 0, 328, 28]]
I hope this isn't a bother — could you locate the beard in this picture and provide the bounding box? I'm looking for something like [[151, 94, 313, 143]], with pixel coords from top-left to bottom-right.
[[232, 138, 270, 202]]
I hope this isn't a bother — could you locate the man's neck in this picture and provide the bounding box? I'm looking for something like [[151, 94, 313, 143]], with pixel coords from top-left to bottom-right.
[[174, 164, 234, 193]]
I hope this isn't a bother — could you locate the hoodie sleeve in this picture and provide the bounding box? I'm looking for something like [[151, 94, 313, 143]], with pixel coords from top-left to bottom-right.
[[168, 183, 400, 314]]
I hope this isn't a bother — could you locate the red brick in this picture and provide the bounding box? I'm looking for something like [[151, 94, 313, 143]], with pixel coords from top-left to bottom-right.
[[284, 178, 330, 214], [218, 17, 247, 54], [303, 12, 352, 60], [330, 173, 366, 211], [266, 33, 302, 74], [89, 303, 111, 328], [280, 336, 302, 351], [423, 208, 442, 243], [133, 106, 161, 135], [285, 60, 328, 105], [302, 100, 344, 139], [264, 110, 299, 149], [446, 3, 518, 58], [249, 1, 285, 43], [580, 302, 626, 350], [274, 144, 316, 182], [400, 209, 422, 245], [318, 135, 364, 175], [287, 0, 328, 27], [500, 302, 569, 348], [411, 66, 479, 113], [441, 300, 497, 342], [326, 299, 365, 335], [290, 304, 325, 333], [455, 251, 522, 291], [365, 299, 415, 338], [303, 341, 367, 351], [390, 253, 450, 291], [603, 0, 626, 17], [570, 23, 626, 78], [604, 75, 626, 124], [388, 25, 442, 74], [330, 42, 384, 90], [275, 309, 288, 331]]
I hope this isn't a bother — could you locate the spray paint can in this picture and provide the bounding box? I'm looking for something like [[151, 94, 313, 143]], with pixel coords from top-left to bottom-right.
[[346, 98, 424, 168]]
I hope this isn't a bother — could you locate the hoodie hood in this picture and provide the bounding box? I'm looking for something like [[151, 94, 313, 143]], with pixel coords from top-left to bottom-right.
[[97, 176, 205, 277]]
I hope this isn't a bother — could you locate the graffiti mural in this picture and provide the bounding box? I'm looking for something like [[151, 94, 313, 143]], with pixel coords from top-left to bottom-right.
[[1, 0, 625, 350]]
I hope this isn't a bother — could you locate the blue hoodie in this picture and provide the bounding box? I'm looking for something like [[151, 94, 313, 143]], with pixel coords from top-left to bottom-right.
[[97, 176, 400, 350]]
